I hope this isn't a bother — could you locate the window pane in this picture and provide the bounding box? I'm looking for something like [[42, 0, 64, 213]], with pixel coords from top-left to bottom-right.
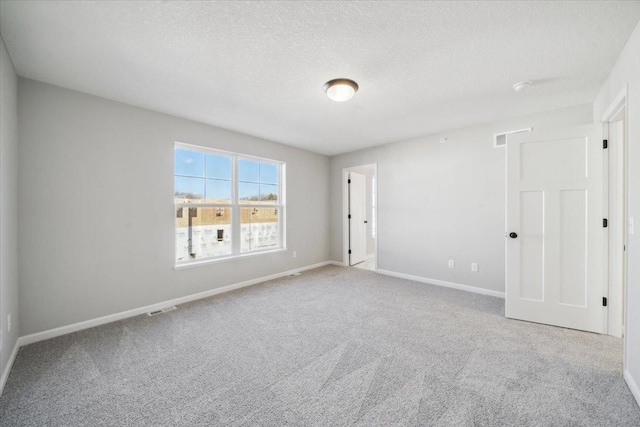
[[176, 207, 232, 262], [238, 159, 259, 182], [241, 207, 279, 253], [239, 182, 260, 202], [260, 184, 278, 204], [260, 163, 279, 184], [175, 149, 204, 177], [175, 176, 204, 202], [205, 154, 231, 180], [205, 179, 231, 203]]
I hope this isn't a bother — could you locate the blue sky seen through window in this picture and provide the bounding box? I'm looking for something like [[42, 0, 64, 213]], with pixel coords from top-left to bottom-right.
[[175, 149, 203, 177], [260, 163, 278, 184], [206, 154, 231, 180], [238, 159, 259, 182], [175, 176, 203, 199], [176, 148, 279, 202]]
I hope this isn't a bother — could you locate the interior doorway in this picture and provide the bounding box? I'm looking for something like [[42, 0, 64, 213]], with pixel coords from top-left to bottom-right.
[[342, 164, 377, 271], [604, 97, 628, 339]]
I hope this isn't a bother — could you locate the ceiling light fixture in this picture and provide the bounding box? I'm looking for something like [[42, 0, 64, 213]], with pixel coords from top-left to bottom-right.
[[323, 78, 359, 102], [513, 81, 532, 92]]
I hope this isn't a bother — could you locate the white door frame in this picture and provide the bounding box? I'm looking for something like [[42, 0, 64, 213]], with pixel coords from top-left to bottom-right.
[[342, 164, 378, 270], [601, 84, 629, 350]]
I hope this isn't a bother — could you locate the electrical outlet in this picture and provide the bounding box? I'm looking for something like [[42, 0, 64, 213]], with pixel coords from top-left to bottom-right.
[[471, 263, 478, 272], [7, 314, 11, 332], [448, 260, 455, 268], [293, 251, 297, 258]]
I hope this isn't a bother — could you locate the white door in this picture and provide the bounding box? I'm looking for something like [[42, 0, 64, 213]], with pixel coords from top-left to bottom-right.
[[349, 172, 367, 265], [506, 124, 607, 333]]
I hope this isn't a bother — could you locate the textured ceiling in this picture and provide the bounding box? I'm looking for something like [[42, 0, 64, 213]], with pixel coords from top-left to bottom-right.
[[1, 1, 639, 155]]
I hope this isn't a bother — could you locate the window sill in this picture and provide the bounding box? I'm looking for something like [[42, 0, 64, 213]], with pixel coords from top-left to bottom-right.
[[174, 247, 287, 270]]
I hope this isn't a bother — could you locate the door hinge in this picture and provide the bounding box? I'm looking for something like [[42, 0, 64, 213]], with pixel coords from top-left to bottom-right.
[[348, 249, 352, 254], [348, 214, 352, 219], [603, 218, 608, 228], [603, 139, 608, 149], [603, 297, 608, 307], [348, 179, 351, 184]]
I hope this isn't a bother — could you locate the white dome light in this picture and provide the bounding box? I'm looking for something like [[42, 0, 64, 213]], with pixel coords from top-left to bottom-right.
[[513, 81, 532, 92], [323, 78, 359, 102]]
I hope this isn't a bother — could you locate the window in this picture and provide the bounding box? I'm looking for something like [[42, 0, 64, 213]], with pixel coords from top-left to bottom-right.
[[175, 143, 285, 265]]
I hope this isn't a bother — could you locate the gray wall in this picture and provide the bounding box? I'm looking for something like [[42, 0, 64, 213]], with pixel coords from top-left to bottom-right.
[[0, 36, 19, 377], [18, 78, 330, 336], [330, 104, 592, 293], [594, 19, 640, 401]]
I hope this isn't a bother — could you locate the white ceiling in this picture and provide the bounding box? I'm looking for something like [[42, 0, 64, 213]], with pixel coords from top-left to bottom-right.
[[1, 1, 639, 156]]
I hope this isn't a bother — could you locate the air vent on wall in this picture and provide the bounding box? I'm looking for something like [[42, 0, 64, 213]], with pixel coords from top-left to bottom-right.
[[493, 127, 533, 148], [147, 306, 177, 316]]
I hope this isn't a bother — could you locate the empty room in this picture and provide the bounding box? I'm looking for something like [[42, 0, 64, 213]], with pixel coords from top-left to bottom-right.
[[1, 1, 640, 425]]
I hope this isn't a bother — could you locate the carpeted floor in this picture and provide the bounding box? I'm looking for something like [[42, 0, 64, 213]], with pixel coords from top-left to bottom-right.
[[352, 257, 375, 271], [1, 266, 639, 426]]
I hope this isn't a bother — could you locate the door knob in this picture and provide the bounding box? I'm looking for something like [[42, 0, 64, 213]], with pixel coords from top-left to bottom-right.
[[509, 232, 518, 238]]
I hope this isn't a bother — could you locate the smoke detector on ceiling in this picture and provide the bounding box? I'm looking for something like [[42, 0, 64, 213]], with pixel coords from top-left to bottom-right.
[[513, 81, 532, 92]]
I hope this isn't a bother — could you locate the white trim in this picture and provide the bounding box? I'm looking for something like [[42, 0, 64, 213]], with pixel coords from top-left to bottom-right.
[[600, 84, 628, 123], [18, 261, 333, 347], [328, 260, 346, 267], [600, 84, 630, 375], [605, 119, 626, 338], [0, 339, 19, 396], [377, 269, 505, 299], [174, 248, 287, 270], [175, 141, 283, 165], [624, 370, 640, 408]]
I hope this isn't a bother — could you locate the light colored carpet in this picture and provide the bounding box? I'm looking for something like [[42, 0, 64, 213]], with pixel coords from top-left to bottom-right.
[[352, 257, 375, 271], [1, 266, 638, 426]]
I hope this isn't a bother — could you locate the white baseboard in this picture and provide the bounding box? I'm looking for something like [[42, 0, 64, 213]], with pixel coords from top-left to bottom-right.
[[0, 339, 20, 396], [18, 261, 334, 347], [328, 260, 346, 267], [625, 370, 640, 408], [376, 269, 505, 299]]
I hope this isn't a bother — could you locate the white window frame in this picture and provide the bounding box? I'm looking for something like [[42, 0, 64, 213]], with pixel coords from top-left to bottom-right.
[[174, 142, 286, 268]]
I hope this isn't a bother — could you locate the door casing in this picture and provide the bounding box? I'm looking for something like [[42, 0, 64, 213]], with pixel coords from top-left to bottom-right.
[[600, 83, 629, 357]]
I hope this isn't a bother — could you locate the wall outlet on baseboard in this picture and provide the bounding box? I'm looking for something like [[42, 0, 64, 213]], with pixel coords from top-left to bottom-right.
[[293, 251, 297, 258], [471, 263, 478, 272], [448, 260, 455, 268]]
